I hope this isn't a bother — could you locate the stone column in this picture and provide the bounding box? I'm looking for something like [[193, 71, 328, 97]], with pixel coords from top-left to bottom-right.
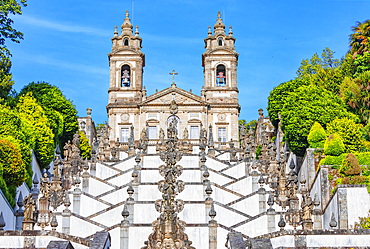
[[15, 192, 24, 230], [313, 194, 322, 229], [258, 188, 266, 213], [120, 204, 130, 249], [320, 166, 330, 209], [337, 187, 348, 229], [208, 202, 217, 249], [126, 183, 135, 224], [73, 187, 82, 215], [62, 194, 71, 234], [82, 171, 89, 193], [306, 148, 316, 190], [251, 172, 259, 192]]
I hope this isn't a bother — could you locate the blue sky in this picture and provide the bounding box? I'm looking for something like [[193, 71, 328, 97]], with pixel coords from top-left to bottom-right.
[[7, 0, 370, 124]]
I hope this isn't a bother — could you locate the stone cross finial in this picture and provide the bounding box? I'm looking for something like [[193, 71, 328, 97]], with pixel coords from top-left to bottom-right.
[[169, 70, 178, 86]]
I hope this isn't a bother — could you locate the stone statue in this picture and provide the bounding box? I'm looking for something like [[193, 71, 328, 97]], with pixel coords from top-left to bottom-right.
[[63, 140, 72, 160], [40, 171, 50, 198], [23, 194, 36, 221], [169, 99, 178, 115], [159, 128, 165, 143], [183, 127, 189, 139]]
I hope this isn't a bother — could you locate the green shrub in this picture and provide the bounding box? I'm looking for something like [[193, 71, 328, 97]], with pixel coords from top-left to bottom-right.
[[307, 122, 327, 148], [327, 117, 364, 153], [255, 144, 262, 159], [79, 131, 91, 160], [324, 134, 345, 156], [319, 154, 346, 166]]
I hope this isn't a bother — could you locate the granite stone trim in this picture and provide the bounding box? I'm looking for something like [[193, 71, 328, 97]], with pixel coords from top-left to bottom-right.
[[212, 182, 244, 198], [208, 168, 237, 181], [229, 211, 267, 229], [96, 162, 123, 173], [214, 201, 252, 219], [95, 183, 130, 199], [225, 191, 259, 206], [71, 213, 108, 230], [218, 223, 249, 239], [103, 168, 134, 182], [0, 230, 92, 247], [219, 160, 244, 173], [89, 175, 119, 189], [86, 200, 126, 220], [222, 175, 249, 188], [81, 192, 113, 207]]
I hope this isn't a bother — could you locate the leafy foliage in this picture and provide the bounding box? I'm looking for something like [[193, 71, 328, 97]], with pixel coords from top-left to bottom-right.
[[79, 131, 91, 160], [267, 78, 309, 128], [327, 117, 364, 153], [255, 144, 262, 159], [0, 0, 27, 46], [349, 19, 370, 58], [307, 122, 327, 148], [18, 82, 79, 155], [324, 134, 345, 156], [0, 138, 26, 207], [0, 47, 13, 99], [239, 119, 257, 132], [280, 85, 356, 156], [16, 93, 55, 169], [355, 210, 370, 229]]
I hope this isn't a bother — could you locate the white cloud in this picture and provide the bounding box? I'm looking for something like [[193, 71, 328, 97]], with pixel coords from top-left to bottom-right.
[[14, 15, 111, 37]]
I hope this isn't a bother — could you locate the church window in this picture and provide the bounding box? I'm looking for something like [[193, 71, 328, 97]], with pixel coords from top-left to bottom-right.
[[218, 37, 223, 46], [121, 128, 129, 143], [167, 115, 180, 137], [121, 65, 131, 87], [190, 126, 199, 139], [148, 126, 157, 139], [216, 65, 226, 86], [124, 38, 129, 46], [218, 127, 226, 142]]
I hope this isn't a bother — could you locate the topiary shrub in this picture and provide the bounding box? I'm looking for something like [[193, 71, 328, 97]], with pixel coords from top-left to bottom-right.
[[327, 117, 364, 153], [255, 144, 262, 159], [339, 153, 366, 184], [307, 122, 327, 148], [324, 134, 345, 156], [79, 131, 91, 160]]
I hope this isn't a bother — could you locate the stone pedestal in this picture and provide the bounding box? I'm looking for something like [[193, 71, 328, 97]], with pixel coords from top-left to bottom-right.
[[208, 148, 215, 157], [313, 210, 322, 229], [73, 188, 82, 215], [120, 220, 130, 249], [252, 172, 259, 192], [15, 211, 24, 230], [205, 199, 212, 223], [258, 188, 266, 213], [82, 172, 90, 192], [126, 199, 135, 224], [320, 166, 330, 209], [22, 219, 35, 231], [337, 188, 348, 229], [132, 182, 139, 202], [62, 209, 71, 234], [208, 220, 218, 249], [266, 208, 276, 233]]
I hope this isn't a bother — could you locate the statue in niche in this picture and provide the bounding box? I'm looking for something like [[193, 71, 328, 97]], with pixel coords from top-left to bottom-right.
[[183, 127, 189, 139]]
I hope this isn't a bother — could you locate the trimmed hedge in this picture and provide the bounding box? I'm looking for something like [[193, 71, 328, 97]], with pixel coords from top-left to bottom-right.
[[319, 152, 370, 166], [308, 122, 327, 148], [324, 134, 345, 156]]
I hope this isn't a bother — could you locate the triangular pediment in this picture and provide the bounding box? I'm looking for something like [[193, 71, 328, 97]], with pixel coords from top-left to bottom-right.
[[141, 86, 205, 106]]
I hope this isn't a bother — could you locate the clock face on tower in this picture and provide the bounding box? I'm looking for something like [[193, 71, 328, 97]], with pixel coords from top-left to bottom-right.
[[218, 113, 226, 121]]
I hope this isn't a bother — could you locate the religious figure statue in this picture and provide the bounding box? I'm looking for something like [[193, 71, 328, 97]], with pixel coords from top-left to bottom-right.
[[23, 194, 36, 221], [141, 127, 146, 140], [169, 99, 178, 115], [40, 171, 50, 198], [183, 127, 189, 140], [159, 128, 165, 143], [63, 140, 72, 160]]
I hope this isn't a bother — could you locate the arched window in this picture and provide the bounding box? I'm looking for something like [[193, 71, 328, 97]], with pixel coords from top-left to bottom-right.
[[124, 38, 129, 46], [121, 65, 131, 87], [167, 115, 180, 137], [216, 64, 226, 86], [218, 37, 223, 46]]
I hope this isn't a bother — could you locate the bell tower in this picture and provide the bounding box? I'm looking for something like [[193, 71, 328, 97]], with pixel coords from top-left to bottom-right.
[[107, 10, 145, 142], [202, 12, 240, 144]]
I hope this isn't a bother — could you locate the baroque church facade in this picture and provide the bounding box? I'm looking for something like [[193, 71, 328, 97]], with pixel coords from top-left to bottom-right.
[[107, 11, 240, 146]]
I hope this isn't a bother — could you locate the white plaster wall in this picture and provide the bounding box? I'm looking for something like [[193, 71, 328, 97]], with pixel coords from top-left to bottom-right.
[[178, 185, 203, 201], [227, 177, 253, 196], [0, 190, 15, 230], [309, 169, 322, 210], [178, 170, 201, 182], [208, 171, 232, 186], [90, 204, 122, 227], [113, 157, 135, 171], [307, 234, 370, 247], [223, 162, 245, 179], [178, 204, 205, 223], [143, 156, 161, 168], [119, 151, 128, 160], [129, 227, 154, 249], [217, 153, 230, 161], [107, 172, 132, 186], [0, 236, 23, 248], [178, 156, 199, 168], [235, 215, 268, 237], [347, 187, 370, 228], [95, 163, 119, 180], [134, 204, 157, 223], [213, 185, 239, 204], [270, 235, 295, 248], [138, 185, 162, 201], [70, 216, 102, 238], [323, 191, 338, 229], [206, 157, 228, 171], [217, 226, 229, 249], [230, 194, 259, 216], [100, 187, 128, 205], [88, 178, 114, 196], [141, 169, 161, 182], [185, 227, 208, 249], [79, 194, 109, 217], [213, 204, 247, 227]]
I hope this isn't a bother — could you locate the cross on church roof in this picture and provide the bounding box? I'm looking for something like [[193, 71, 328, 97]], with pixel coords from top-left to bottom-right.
[[169, 70, 178, 86]]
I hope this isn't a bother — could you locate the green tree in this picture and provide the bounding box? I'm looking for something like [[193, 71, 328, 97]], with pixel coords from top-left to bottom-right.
[[0, 47, 13, 99], [267, 78, 309, 128], [239, 119, 257, 132], [0, 104, 32, 187], [307, 122, 327, 148], [280, 84, 357, 156], [349, 19, 370, 59], [16, 93, 55, 169], [327, 117, 364, 153], [0, 138, 26, 207], [79, 131, 91, 160], [18, 82, 78, 154]]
